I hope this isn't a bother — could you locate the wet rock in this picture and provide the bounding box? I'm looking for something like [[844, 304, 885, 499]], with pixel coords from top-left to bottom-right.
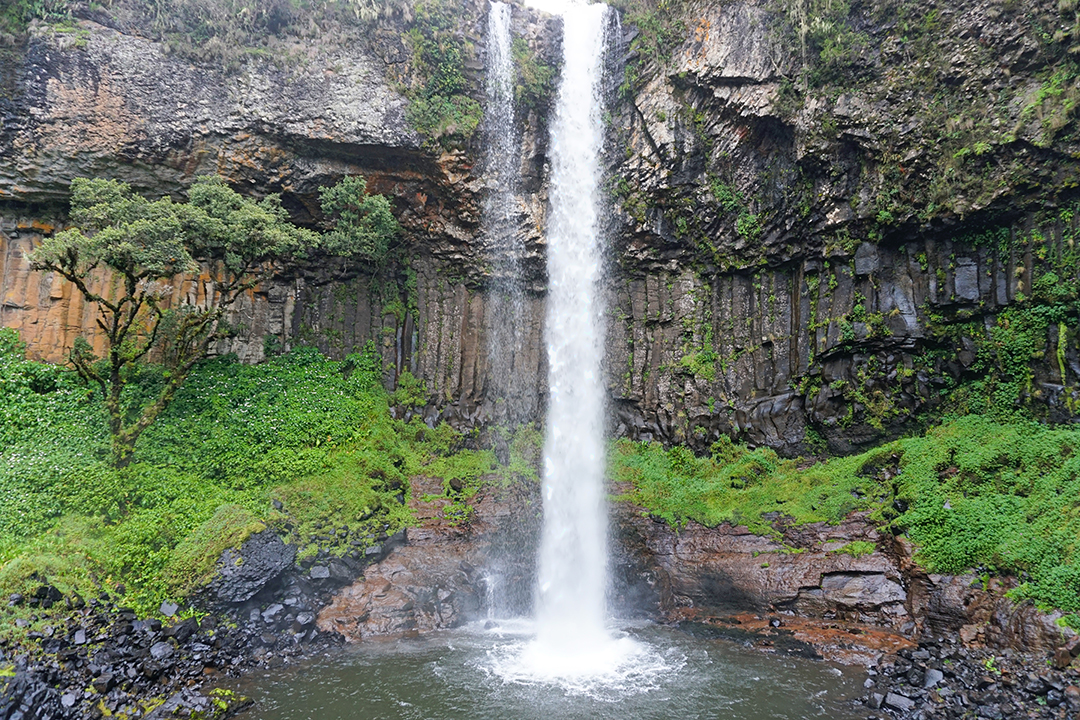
[[923, 668, 944, 688], [854, 243, 880, 276], [884, 692, 915, 711], [33, 585, 59, 600], [0, 669, 63, 719], [91, 673, 115, 693], [262, 604, 285, 623], [211, 531, 297, 604], [318, 478, 526, 640], [954, 258, 980, 302], [149, 641, 175, 661], [326, 558, 356, 584], [163, 617, 199, 643], [144, 688, 253, 720]]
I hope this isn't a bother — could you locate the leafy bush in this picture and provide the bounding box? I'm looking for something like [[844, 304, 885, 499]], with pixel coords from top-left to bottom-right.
[[402, 0, 483, 147], [319, 176, 401, 266], [0, 0, 69, 34], [511, 38, 555, 109], [0, 337, 501, 616]]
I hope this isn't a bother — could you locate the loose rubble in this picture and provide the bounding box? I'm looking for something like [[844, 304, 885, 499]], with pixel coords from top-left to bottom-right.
[[0, 528, 408, 719], [864, 636, 1080, 720]]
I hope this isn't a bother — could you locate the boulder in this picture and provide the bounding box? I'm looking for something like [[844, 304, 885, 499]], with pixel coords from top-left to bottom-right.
[[211, 531, 297, 604]]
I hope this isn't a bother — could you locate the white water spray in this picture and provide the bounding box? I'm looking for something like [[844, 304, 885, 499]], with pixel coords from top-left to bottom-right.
[[534, 2, 611, 652]]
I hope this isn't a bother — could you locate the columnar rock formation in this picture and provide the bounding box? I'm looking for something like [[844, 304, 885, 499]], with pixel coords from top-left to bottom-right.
[[3, 0, 1080, 452]]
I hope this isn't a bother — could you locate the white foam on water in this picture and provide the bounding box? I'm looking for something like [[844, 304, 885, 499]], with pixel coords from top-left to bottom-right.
[[476, 622, 684, 699]]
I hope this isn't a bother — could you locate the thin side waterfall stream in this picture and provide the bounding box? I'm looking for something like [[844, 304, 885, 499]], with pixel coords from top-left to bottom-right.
[[484, 0, 529, 428], [230, 5, 871, 717]]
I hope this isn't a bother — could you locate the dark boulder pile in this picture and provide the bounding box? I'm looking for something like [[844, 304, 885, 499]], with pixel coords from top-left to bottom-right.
[[0, 528, 395, 720], [0, 586, 339, 720], [865, 637, 1080, 719]]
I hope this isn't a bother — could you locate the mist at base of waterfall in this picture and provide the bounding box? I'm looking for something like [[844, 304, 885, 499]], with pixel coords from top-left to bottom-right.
[[232, 623, 870, 720]]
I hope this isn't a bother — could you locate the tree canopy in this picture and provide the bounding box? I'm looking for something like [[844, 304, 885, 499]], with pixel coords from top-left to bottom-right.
[[29, 174, 399, 467]]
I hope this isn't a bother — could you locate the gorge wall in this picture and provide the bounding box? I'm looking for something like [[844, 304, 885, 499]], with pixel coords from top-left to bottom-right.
[[2, 0, 1080, 453]]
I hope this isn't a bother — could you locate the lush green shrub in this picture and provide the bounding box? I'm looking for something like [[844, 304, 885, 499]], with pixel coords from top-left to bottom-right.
[[401, 0, 483, 147], [0, 336, 502, 617], [614, 414, 1080, 615], [0, 0, 70, 34], [511, 38, 555, 109]]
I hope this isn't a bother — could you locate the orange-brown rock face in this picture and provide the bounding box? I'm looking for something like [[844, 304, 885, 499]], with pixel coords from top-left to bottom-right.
[[610, 496, 1075, 656], [316, 476, 538, 641], [0, 12, 552, 425], [611, 499, 909, 629], [0, 219, 294, 363]]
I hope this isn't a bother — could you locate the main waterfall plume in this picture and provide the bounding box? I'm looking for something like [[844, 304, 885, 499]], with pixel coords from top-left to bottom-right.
[[534, 2, 612, 652], [486, 1, 675, 691]]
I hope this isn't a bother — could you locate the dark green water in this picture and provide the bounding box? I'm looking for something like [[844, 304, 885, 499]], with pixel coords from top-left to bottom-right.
[[232, 622, 870, 720]]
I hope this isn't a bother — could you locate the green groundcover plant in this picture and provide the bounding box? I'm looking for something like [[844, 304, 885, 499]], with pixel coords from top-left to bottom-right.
[[0, 331, 495, 620], [613, 415, 1080, 619]]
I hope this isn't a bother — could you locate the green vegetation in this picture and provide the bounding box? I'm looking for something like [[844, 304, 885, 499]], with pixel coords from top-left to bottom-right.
[[0, 333, 494, 619], [924, 214, 1080, 417], [511, 37, 556, 110], [612, 0, 685, 72], [610, 0, 686, 99], [0, 0, 69, 35], [319, 175, 400, 266], [402, 0, 483, 147], [613, 415, 1080, 616], [0, 0, 403, 67], [790, 0, 870, 88], [28, 175, 397, 468], [830, 540, 876, 558]]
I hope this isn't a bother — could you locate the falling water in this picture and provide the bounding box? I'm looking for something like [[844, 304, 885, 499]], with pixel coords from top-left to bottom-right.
[[483, 1, 530, 427], [487, 1, 675, 691], [534, 2, 612, 653]]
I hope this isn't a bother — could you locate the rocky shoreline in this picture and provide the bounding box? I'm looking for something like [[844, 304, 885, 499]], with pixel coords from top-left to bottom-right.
[[0, 559, 357, 720], [864, 636, 1080, 720], [0, 528, 408, 719]]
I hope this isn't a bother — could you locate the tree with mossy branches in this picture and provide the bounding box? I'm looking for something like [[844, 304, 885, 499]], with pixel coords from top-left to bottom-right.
[[29, 174, 398, 468]]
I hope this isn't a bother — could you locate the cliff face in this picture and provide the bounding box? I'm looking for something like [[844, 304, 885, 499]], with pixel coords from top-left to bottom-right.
[[606, 0, 1080, 452], [0, 1, 553, 417], [2, 0, 1080, 450]]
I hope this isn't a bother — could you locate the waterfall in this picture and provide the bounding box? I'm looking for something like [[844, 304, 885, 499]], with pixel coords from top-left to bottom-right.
[[534, 1, 612, 659], [487, 1, 673, 690], [483, 1, 529, 427]]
